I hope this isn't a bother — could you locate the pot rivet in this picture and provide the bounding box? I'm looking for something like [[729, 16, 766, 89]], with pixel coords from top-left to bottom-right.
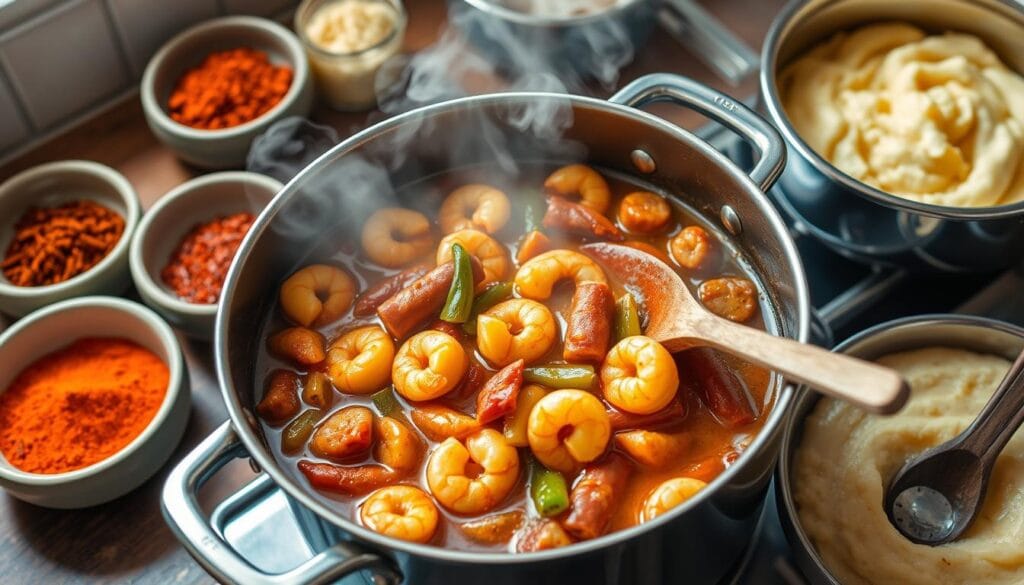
[[721, 205, 742, 235], [630, 149, 656, 174], [249, 458, 262, 474]]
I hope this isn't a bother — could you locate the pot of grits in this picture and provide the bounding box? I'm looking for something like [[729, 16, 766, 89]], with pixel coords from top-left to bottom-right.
[[776, 314, 1024, 585], [761, 0, 1024, 272]]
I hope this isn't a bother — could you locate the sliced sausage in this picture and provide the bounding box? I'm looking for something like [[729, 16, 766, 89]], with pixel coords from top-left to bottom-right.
[[475, 359, 525, 424], [353, 265, 429, 317], [542, 196, 623, 242], [607, 399, 686, 432], [297, 461, 396, 496], [377, 257, 485, 339], [564, 281, 614, 363], [563, 453, 632, 540], [676, 347, 757, 427], [256, 369, 301, 425]]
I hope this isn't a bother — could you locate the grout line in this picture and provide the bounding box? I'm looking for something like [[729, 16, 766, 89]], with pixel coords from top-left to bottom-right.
[[0, 51, 35, 135], [100, 0, 139, 78]]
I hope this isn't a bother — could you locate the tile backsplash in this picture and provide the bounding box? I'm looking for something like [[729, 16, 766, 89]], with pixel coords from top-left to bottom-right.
[[0, 0, 300, 166]]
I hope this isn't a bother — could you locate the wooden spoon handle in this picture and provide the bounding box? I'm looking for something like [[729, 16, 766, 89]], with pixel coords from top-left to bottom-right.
[[690, 317, 910, 414]]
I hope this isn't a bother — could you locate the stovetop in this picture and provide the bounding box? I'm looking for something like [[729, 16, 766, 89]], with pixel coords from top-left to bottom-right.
[[207, 125, 1024, 585]]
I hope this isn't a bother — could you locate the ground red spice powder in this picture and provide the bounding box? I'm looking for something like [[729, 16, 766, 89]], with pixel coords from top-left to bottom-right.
[[168, 47, 293, 130], [0, 338, 169, 474], [161, 212, 255, 304]]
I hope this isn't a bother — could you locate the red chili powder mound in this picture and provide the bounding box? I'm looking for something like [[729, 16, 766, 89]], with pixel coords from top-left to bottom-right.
[[0, 338, 169, 474]]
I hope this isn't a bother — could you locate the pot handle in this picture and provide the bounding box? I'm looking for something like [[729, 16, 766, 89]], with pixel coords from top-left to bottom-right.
[[161, 422, 402, 585], [608, 73, 786, 192]]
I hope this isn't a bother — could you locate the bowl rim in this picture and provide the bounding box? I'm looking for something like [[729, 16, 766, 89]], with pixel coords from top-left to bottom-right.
[[0, 296, 185, 485], [760, 0, 1024, 221], [130, 171, 284, 318], [140, 15, 310, 140], [215, 90, 812, 565], [461, 0, 648, 26], [0, 160, 140, 298], [775, 313, 1024, 584]]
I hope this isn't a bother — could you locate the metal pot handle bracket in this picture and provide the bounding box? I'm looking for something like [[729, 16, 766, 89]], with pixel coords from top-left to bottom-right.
[[161, 422, 402, 585], [609, 73, 786, 191]]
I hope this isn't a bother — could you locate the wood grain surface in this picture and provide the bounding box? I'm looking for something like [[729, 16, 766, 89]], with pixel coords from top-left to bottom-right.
[[0, 0, 784, 582]]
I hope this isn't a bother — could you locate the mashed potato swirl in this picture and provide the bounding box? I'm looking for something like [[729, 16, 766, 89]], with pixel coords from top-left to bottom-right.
[[781, 23, 1024, 207], [794, 347, 1024, 585]]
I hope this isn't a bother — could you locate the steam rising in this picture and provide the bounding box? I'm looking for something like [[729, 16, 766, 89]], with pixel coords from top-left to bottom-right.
[[248, 1, 643, 248]]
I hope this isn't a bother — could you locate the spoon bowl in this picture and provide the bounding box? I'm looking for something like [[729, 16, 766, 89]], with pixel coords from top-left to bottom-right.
[[885, 347, 1024, 545], [581, 242, 909, 413]]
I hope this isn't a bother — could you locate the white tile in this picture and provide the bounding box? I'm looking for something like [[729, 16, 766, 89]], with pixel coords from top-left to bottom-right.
[[222, 0, 294, 16], [0, 0, 129, 129], [0, 70, 29, 153], [106, 0, 219, 77]]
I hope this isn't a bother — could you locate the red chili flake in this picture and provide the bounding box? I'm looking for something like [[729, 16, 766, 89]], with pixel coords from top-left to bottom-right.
[[161, 212, 255, 304]]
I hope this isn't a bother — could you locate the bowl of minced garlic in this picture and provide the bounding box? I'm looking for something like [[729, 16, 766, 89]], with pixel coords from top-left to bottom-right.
[[0, 296, 188, 509]]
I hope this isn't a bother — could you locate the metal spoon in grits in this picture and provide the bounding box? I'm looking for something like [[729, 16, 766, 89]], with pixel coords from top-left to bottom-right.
[[886, 347, 1024, 546]]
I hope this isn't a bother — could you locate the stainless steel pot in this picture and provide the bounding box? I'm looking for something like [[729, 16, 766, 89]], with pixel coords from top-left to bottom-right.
[[760, 0, 1024, 273], [446, 0, 660, 82], [776, 314, 1024, 584], [162, 74, 810, 584]]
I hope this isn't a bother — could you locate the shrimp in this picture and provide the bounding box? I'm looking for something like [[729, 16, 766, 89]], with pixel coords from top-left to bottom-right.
[[639, 477, 707, 523], [600, 336, 679, 415], [544, 164, 611, 214], [374, 416, 422, 473], [360, 485, 439, 544], [326, 326, 395, 395], [527, 389, 611, 473], [361, 208, 435, 268], [514, 249, 607, 300], [614, 430, 690, 468], [436, 229, 510, 288], [476, 299, 557, 367], [670, 226, 711, 270], [698, 277, 757, 323], [279, 264, 356, 327], [426, 428, 521, 515], [392, 330, 468, 401], [410, 404, 481, 442], [617, 191, 671, 233], [439, 184, 512, 234]]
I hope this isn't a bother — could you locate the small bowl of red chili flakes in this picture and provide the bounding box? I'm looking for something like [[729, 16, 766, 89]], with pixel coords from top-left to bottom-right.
[[140, 16, 314, 169], [129, 172, 282, 339], [0, 160, 141, 318]]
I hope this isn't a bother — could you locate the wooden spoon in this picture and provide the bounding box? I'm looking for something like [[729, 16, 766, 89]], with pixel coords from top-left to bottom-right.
[[884, 347, 1024, 545], [581, 243, 909, 414]]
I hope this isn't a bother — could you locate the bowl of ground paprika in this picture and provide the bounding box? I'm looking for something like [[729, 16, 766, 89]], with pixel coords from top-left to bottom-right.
[[0, 160, 141, 318], [130, 172, 283, 339], [141, 16, 314, 169], [0, 296, 188, 509]]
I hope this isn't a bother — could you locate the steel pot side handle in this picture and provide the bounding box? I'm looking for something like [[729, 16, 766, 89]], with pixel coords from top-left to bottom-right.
[[161, 422, 402, 585], [609, 73, 786, 192]]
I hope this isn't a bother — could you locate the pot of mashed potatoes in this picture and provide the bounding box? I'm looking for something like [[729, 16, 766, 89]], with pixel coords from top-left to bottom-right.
[[785, 330, 1024, 585], [779, 22, 1024, 208]]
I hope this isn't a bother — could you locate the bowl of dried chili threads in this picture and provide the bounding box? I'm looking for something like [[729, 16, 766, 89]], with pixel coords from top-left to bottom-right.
[[130, 172, 283, 339], [0, 296, 188, 509], [141, 16, 313, 169], [0, 160, 141, 317]]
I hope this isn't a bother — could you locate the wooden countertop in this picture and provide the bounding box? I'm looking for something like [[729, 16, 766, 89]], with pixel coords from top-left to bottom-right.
[[0, 1, 784, 582]]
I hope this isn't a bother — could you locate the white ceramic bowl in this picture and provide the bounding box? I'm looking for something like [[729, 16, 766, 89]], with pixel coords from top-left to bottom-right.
[[140, 16, 314, 169], [0, 296, 189, 509], [0, 160, 141, 318], [130, 172, 282, 340]]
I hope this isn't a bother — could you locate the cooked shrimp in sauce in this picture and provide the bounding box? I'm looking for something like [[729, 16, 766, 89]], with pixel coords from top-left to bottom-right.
[[256, 164, 775, 552]]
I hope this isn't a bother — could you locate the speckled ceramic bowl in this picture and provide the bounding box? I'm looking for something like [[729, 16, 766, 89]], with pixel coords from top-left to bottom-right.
[[0, 160, 141, 318], [140, 16, 314, 169], [129, 172, 282, 340], [0, 296, 189, 509]]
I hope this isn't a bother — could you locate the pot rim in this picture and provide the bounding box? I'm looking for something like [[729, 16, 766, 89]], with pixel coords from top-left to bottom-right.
[[775, 313, 1024, 584], [760, 0, 1024, 221], [460, 0, 649, 27], [216, 90, 810, 564]]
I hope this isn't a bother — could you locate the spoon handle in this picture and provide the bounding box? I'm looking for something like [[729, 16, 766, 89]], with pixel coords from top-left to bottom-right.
[[689, 316, 910, 413], [958, 348, 1024, 464]]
